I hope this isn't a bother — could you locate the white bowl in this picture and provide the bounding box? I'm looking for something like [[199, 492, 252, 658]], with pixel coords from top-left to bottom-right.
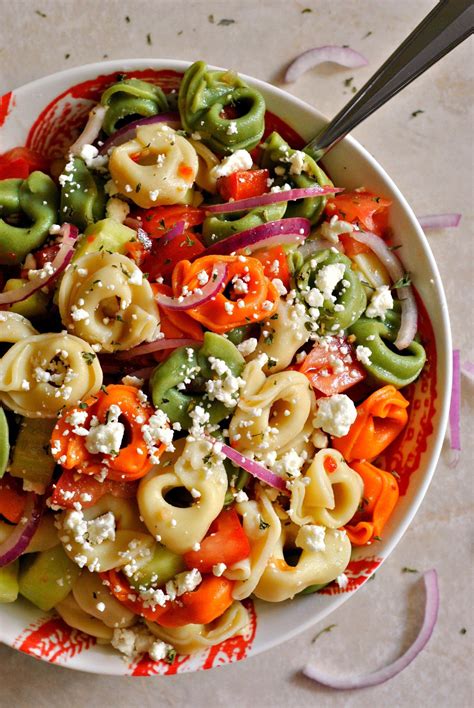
[[0, 59, 451, 676]]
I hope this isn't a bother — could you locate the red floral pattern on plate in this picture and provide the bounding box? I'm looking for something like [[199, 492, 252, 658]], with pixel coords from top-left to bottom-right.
[[0, 91, 14, 129], [319, 557, 383, 595], [14, 615, 96, 663]]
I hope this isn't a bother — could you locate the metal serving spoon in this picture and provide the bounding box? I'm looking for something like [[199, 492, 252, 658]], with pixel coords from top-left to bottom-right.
[[305, 0, 474, 161]]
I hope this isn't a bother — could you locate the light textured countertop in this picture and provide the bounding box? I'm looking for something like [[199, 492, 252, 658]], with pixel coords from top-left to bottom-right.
[[0, 1, 472, 706]]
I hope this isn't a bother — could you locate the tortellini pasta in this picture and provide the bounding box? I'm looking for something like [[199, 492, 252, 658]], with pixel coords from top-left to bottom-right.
[[189, 139, 220, 194], [289, 448, 363, 527], [138, 438, 228, 555], [146, 601, 250, 655], [254, 522, 352, 601], [100, 78, 169, 136], [0, 332, 103, 417], [0, 311, 38, 343], [72, 570, 136, 629], [252, 299, 310, 373], [58, 495, 155, 573], [56, 593, 116, 641], [226, 487, 282, 601], [108, 124, 199, 208], [58, 251, 159, 352], [229, 359, 316, 457]]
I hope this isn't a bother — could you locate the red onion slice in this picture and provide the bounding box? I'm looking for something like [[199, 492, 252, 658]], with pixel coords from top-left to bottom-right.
[[206, 185, 342, 215], [69, 105, 107, 156], [155, 262, 227, 311], [448, 349, 461, 468], [204, 217, 311, 257], [99, 112, 181, 154], [285, 45, 369, 83], [160, 220, 185, 245], [351, 230, 417, 350], [0, 223, 78, 306], [116, 338, 200, 360], [0, 493, 44, 567], [219, 442, 287, 492], [303, 569, 439, 689], [417, 213, 462, 230]]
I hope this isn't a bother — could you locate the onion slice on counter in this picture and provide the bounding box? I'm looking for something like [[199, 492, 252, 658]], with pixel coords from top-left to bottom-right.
[[204, 217, 311, 257], [99, 113, 181, 154], [115, 338, 200, 360], [155, 262, 227, 311], [417, 213, 462, 230], [448, 349, 461, 468], [303, 569, 439, 690], [217, 442, 288, 492], [0, 493, 44, 567], [351, 230, 417, 350], [205, 185, 342, 214], [69, 105, 107, 156], [0, 223, 78, 306], [285, 45, 369, 83]]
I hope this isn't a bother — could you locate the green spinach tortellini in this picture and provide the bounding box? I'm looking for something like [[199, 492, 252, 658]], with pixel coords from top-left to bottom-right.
[[202, 203, 287, 246], [59, 157, 105, 231], [295, 249, 367, 333], [178, 61, 266, 155], [0, 172, 59, 265], [100, 77, 169, 135], [150, 332, 245, 428], [261, 132, 332, 224], [349, 309, 426, 388]]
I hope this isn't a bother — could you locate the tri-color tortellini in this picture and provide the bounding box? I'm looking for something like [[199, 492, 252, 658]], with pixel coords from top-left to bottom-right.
[[0, 59, 428, 665]]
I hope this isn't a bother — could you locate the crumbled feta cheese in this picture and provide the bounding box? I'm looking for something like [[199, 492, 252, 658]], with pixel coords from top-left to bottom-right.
[[234, 490, 249, 503], [237, 337, 258, 356], [174, 569, 202, 596], [226, 121, 238, 135], [305, 287, 324, 308], [320, 215, 354, 243], [313, 394, 357, 438], [336, 573, 349, 589], [121, 375, 144, 388], [355, 345, 372, 367], [271, 278, 287, 296], [210, 149, 253, 179], [315, 263, 346, 300], [288, 150, 306, 175], [128, 269, 143, 285], [295, 524, 326, 552], [212, 562, 227, 577], [85, 407, 125, 455], [365, 284, 394, 320], [86, 512, 116, 545]]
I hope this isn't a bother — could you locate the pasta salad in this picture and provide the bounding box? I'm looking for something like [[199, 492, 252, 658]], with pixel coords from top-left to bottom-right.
[[0, 61, 427, 663]]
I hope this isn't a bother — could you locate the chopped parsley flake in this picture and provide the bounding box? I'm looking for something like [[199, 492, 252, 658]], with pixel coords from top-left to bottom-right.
[[81, 351, 97, 365]]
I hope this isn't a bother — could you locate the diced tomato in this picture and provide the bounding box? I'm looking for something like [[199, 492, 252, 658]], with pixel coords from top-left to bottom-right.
[[0, 475, 27, 523], [299, 337, 366, 396], [217, 169, 269, 202], [339, 233, 371, 257], [183, 508, 250, 573], [141, 230, 205, 282], [124, 239, 148, 266], [325, 191, 391, 237], [137, 205, 205, 238], [0, 147, 49, 179], [50, 469, 138, 510], [156, 575, 235, 627], [252, 245, 290, 289]]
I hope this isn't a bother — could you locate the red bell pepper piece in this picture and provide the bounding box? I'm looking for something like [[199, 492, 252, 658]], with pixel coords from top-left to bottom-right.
[[183, 508, 251, 573], [217, 169, 269, 202]]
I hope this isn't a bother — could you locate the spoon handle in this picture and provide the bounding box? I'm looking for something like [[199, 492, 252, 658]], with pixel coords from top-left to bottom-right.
[[305, 0, 474, 161]]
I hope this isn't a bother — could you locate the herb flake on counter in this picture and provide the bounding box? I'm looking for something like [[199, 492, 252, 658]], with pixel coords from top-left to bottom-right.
[[146, 33, 152, 45], [460, 628, 467, 635], [363, 30, 373, 38], [344, 77, 354, 87], [177, 30, 183, 35], [311, 624, 336, 644], [218, 18, 236, 26], [301, 8, 312, 13], [411, 109, 424, 118], [35, 9, 47, 17], [125, 15, 130, 23], [208, 14, 214, 23], [65, 53, 70, 60], [402, 567, 419, 573]]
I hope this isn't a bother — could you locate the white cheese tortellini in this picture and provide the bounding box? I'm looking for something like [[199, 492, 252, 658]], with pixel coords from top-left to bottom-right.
[[58, 495, 155, 573], [229, 358, 316, 458], [138, 438, 228, 555], [253, 300, 310, 373], [254, 521, 351, 601], [146, 601, 250, 655], [0, 332, 103, 417], [72, 569, 136, 630], [289, 448, 363, 527], [0, 311, 38, 343], [226, 486, 282, 601], [56, 593, 116, 641], [58, 252, 159, 352], [108, 124, 199, 208], [189, 138, 219, 194]]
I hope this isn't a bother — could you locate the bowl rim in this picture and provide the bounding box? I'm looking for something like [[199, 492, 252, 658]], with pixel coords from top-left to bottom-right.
[[1, 57, 452, 671]]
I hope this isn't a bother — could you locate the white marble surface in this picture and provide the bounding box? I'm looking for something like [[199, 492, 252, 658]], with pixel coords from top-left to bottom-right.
[[0, 1, 472, 706]]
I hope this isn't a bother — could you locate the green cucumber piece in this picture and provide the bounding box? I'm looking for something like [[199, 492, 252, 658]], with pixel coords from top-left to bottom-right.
[[128, 544, 186, 590], [0, 560, 19, 603], [19, 545, 80, 611], [9, 418, 56, 487]]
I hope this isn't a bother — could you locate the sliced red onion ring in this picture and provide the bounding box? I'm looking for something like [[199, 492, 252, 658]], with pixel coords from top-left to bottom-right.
[[219, 442, 287, 492], [351, 230, 417, 350], [0, 493, 44, 567], [448, 349, 461, 468], [417, 213, 462, 230], [303, 569, 439, 689], [285, 45, 369, 84], [462, 360, 474, 381], [206, 185, 342, 215], [155, 262, 227, 311], [99, 112, 181, 154], [0, 223, 78, 306], [124, 217, 143, 231], [69, 105, 107, 156], [160, 220, 185, 245], [204, 217, 311, 257], [298, 236, 345, 259], [116, 338, 200, 360]]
